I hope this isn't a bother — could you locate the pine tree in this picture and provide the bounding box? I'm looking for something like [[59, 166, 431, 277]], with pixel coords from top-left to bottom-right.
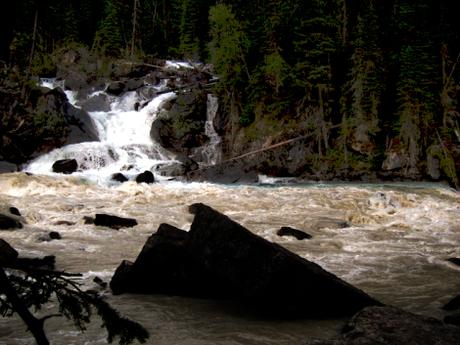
[[341, 0, 383, 158]]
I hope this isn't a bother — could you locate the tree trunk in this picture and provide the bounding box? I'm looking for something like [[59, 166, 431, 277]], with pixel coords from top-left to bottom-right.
[[0, 267, 50, 345]]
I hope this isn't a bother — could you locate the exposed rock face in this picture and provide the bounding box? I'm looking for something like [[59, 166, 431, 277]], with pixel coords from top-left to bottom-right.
[[277, 226, 312, 240], [52, 159, 78, 174], [445, 313, 460, 327], [94, 214, 138, 230], [111, 203, 380, 317], [150, 89, 208, 155], [110, 223, 229, 297], [305, 306, 460, 345]]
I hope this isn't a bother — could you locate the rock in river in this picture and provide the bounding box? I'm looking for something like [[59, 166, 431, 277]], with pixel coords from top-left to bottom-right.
[[305, 306, 460, 345], [52, 159, 78, 174], [111, 203, 380, 317], [94, 213, 138, 230]]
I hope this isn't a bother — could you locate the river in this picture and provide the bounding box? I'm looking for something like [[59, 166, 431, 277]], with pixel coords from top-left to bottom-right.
[[0, 68, 459, 344], [0, 174, 459, 344]]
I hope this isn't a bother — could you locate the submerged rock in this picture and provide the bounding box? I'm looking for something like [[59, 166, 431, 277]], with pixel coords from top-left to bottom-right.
[[52, 158, 78, 174], [37, 231, 62, 242], [306, 306, 460, 345], [277, 226, 312, 240], [94, 213, 138, 230], [111, 203, 380, 317]]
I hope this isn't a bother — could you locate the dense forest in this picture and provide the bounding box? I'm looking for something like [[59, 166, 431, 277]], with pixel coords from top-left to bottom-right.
[[1, 0, 460, 187]]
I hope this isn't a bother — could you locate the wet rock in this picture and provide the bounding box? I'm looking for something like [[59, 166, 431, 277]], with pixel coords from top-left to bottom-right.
[[16, 255, 56, 270], [53, 220, 75, 226], [150, 88, 208, 154], [94, 213, 138, 230], [112, 203, 380, 316], [52, 159, 78, 174], [0, 161, 18, 173], [38, 231, 62, 242], [0, 239, 19, 264], [0, 213, 23, 230], [111, 223, 228, 297], [64, 105, 99, 145], [9, 207, 21, 216], [445, 313, 460, 327], [313, 218, 349, 230], [93, 276, 108, 289], [187, 203, 380, 316], [125, 78, 144, 92], [111, 172, 129, 183], [83, 216, 95, 224], [106, 81, 126, 96], [79, 93, 111, 112], [135, 170, 155, 184], [277, 226, 312, 240], [305, 306, 460, 345], [153, 162, 186, 177], [187, 159, 259, 184], [443, 295, 460, 311], [447, 258, 460, 267]]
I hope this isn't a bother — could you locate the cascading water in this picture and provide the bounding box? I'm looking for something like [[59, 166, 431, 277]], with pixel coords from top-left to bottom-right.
[[1, 65, 459, 345], [24, 77, 192, 184]]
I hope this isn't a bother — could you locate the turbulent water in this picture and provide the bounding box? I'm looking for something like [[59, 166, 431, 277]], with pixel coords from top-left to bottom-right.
[[0, 174, 459, 345], [1, 67, 459, 344]]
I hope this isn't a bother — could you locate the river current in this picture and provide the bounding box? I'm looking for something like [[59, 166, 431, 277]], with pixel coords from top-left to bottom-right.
[[0, 67, 459, 344], [0, 175, 459, 344]]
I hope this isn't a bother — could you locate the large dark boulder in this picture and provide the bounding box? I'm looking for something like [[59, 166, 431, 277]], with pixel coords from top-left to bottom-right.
[[79, 93, 111, 113], [111, 173, 128, 183], [64, 104, 99, 144], [445, 313, 460, 327], [150, 89, 208, 154], [135, 171, 155, 184], [447, 257, 460, 267], [111, 203, 380, 317], [306, 306, 460, 345], [52, 159, 78, 174], [187, 158, 259, 184], [94, 214, 138, 230], [187, 203, 380, 316], [0, 213, 23, 230], [110, 223, 229, 297]]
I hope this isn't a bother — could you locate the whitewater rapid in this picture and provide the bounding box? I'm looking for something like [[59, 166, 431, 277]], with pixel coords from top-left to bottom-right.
[[0, 173, 459, 344], [1, 66, 459, 344]]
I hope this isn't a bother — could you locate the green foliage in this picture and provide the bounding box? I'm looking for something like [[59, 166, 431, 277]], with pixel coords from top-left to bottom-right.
[[1, 266, 149, 345]]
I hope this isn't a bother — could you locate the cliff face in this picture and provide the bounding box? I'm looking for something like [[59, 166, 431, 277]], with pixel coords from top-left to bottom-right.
[[203, 95, 460, 187]]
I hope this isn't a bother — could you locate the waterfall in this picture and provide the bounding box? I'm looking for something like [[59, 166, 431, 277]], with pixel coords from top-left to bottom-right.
[[197, 94, 222, 166], [25, 78, 180, 184], [24, 66, 223, 184]]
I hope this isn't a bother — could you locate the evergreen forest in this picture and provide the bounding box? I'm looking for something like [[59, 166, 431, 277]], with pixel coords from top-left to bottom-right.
[[1, 0, 460, 187]]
